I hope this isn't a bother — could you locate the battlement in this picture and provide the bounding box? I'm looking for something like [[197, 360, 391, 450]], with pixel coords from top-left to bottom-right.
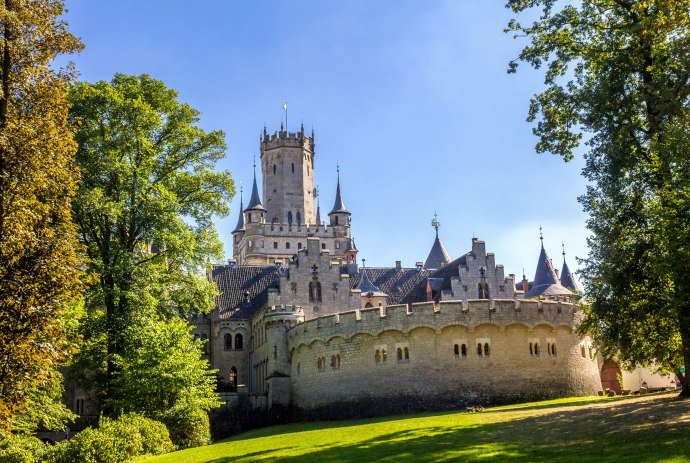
[[243, 221, 340, 237], [287, 299, 579, 350], [260, 130, 314, 153]]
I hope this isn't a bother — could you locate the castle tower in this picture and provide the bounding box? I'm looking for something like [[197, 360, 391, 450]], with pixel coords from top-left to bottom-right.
[[260, 123, 316, 225], [328, 166, 350, 228]]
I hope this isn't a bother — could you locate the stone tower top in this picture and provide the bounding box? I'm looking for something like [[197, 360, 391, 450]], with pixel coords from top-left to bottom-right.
[[260, 124, 316, 226]]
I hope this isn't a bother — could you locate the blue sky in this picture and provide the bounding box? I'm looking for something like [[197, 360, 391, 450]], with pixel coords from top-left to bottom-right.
[[60, 0, 588, 280]]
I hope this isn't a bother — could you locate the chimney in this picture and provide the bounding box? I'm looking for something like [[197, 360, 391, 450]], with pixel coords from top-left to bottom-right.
[[415, 262, 424, 270], [395, 260, 402, 270]]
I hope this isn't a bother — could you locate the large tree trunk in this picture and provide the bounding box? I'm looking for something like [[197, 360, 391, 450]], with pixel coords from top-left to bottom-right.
[[679, 308, 690, 398]]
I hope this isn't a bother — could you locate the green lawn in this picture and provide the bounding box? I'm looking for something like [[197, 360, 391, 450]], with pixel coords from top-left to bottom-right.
[[141, 393, 690, 463]]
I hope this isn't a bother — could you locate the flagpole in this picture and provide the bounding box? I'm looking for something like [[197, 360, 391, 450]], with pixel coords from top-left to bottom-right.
[[283, 102, 288, 132]]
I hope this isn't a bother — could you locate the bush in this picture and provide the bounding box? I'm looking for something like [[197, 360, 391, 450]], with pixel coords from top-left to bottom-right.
[[115, 414, 173, 456], [162, 407, 210, 449], [52, 413, 173, 463], [0, 435, 47, 463]]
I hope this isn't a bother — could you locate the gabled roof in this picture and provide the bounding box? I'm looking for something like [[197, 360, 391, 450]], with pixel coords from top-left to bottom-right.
[[423, 235, 452, 270], [328, 173, 350, 216], [210, 265, 280, 319], [560, 259, 581, 293], [244, 171, 266, 212]]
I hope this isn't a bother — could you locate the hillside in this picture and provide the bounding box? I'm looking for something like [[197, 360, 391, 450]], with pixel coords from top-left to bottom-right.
[[141, 393, 690, 463]]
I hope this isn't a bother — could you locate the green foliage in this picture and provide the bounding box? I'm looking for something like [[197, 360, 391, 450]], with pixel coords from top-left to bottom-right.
[[0, 435, 47, 463], [9, 370, 76, 435], [117, 414, 174, 456], [0, 0, 83, 431], [160, 407, 211, 450], [68, 73, 233, 417], [506, 1, 690, 393]]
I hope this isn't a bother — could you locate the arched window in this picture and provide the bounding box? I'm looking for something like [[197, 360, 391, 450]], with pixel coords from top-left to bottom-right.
[[484, 343, 490, 356], [461, 344, 467, 357], [288, 211, 293, 224], [334, 216, 339, 225], [404, 347, 409, 360], [296, 211, 301, 224], [534, 343, 540, 356], [454, 344, 460, 356], [529, 343, 534, 355], [273, 164, 276, 175], [224, 333, 232, 350], [478, 284, 490, 299], [477, 343, 483, 356], [552, 344, 557, 356], [229, 367, 237, 392], [397, 348, 403, 360], [235, 333, 243, 350]]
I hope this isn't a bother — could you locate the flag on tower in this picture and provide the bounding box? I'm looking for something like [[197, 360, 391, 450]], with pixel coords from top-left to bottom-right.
[[283, 102, 287, 110]]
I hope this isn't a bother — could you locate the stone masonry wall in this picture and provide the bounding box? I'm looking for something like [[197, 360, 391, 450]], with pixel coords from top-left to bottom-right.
[[286, 299, 601, 418]]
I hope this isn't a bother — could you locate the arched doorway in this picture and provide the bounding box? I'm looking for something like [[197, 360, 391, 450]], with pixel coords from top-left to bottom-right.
[[600, 359, 623, 393]]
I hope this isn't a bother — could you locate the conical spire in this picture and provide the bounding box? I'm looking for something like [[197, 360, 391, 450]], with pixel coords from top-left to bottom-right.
[[232, 186, 245, 233], [357, 260, 385, 296], [560, 244, 581, 292], [244, 157, 266, 212], [423, 214, 452, 270], [315, 186, 322, 225], [328, 164, 350, 216], [524, 229, 573, 298]]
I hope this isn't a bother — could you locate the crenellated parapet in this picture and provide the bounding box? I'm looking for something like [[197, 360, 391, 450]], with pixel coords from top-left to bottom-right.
[[260, 130, 314, 154], [288, 299, 579, 350]]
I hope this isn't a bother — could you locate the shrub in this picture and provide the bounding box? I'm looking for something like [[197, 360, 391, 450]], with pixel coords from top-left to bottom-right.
[[162, 407, 211, 449], [0, 435, 47, 463], [116, 414, 173, 455]]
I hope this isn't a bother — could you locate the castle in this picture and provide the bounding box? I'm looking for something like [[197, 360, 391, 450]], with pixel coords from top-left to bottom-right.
[[192, 124, 602, 418]]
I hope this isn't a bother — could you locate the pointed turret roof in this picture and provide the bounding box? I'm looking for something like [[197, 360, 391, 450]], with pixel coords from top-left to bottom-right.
[[328, 166, 350, 216], [315, 188, 322, 225], [524, 230, 573, 298], [560, 245, 581, 292], [423, 213, 452, 270], [357, 264, 387, 297], [232, 187, 245, 233], [244, 162, 266, 213]]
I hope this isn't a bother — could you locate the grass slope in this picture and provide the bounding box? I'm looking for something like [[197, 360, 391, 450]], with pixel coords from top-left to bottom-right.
[[142, 393, 690, 463]]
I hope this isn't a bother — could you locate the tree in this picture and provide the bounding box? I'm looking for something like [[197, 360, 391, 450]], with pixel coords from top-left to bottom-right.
[[506, 1, 690, 394], [0, 0, 83, 431], [68, 74, 233, 413]]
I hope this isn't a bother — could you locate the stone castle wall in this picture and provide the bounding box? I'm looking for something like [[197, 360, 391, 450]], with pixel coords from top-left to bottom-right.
[[285, 299, 601, 417]]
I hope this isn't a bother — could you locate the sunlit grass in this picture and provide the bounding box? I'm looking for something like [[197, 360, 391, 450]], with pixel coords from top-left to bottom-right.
[[141, 393, 690, 463]]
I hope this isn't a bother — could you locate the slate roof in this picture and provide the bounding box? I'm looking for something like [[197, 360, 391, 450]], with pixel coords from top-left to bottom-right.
[[524, 245, 573, 298], [356, 268, 387, 296], [328, 176, 349, 215], [348, 267, 434, 305], [423, 235, 452, 270], [560, 259, 581, 293], [210, 265, 280, 319], [232, 194, 245, 233], [244, 173, 266, 212]]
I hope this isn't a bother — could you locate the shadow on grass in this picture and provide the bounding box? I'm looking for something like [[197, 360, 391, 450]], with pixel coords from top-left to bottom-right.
[[205, 395, 690, 463]]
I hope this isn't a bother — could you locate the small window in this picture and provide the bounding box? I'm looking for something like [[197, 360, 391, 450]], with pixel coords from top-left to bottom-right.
[[321, 243, 326, 250], [274, 345, 278, 358], [291, 162, 295, 173], [298, 242, 302, 250], [286, 242, 290, 249], [375, 350, 381, 363], [382, 349, 387, 362], [397, 348, 403, 360], [477, 343, 483, 356], [454, 344, 460, 356], [224, 333, 232, 350], [404, 347, 409, 360], [461, 344, 467, 357], [581, 345, 586, 358], [335, 216, 339, 225], [288, 211, 293, 224], [273, 164, 276, 175], [484, 343, 490, 356], [589, 347, 594, 360], [534, 343, 540, 357], [529, 343, 534, 356], [335, 242, 340, 250], [235, 333, 243, 350], [229, 367, 237, 391], [296, 211, 301, 224], [273, 242, 278, 249], [551, 344, 557, 356]]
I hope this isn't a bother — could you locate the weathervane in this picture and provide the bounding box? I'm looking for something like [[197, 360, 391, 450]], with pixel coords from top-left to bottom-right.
[[431, 212, 440, 237], [539, 225, 544, 247]]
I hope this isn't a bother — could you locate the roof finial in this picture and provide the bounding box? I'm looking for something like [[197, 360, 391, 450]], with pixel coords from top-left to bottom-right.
[[562, 242, 566, 258], [431, 211, 440, 238], [253, 155, 257, 177], [539, 225, 544, 248], [336, 161, 340, 181], [240, 184, 243, 200], [522, 268, 526, 280], [362, 258, 366, 269]]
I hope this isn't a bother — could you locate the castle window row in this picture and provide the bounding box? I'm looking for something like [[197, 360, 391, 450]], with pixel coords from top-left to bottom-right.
[[223, 333, 243, 350], [453, 343, 468, 358], [477, 342, 491, 357]]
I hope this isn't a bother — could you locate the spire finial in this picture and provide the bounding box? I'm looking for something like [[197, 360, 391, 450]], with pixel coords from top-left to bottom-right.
[[522, 268, 526, 280], [362, 257, 366, 269], [539, 225, 544, 248], [431, 211, 440, 237], [240, 184, 243, 201], [562, 242, 565, 258], [336, 161, 340, 181], [253, 155, 257, 177]]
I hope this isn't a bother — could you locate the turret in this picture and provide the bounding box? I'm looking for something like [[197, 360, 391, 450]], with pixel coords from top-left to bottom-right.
[[328, 165, 350, 227], [560, 243, 581, 293], [232, 187, 246, 254], [523, 227, 573, 300], [244, 161, 266, 224], [423, 213, 452, 270]]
